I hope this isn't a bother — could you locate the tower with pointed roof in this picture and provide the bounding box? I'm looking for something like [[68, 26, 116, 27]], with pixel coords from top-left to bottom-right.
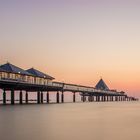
[[95, 79, 109, 90]]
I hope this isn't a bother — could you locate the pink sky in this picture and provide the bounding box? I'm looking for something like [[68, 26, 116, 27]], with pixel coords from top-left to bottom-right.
[[0, 0, 140, 97]]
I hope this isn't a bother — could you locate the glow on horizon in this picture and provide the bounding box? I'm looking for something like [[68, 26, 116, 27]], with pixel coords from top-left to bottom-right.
[[0, 0, 140, 97]]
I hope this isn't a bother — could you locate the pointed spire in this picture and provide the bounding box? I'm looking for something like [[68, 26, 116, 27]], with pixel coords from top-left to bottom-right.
[[95, 78, 109, 90]]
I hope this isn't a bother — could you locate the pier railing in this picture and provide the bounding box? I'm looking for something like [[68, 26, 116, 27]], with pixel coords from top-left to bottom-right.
[[0, 78, 125, 96], [63, 83, 124, 95]]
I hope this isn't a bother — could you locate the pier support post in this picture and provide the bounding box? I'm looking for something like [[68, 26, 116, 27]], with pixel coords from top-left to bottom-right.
[[110, 96, 113, 102], [101, 96, 103, 102], [73, 92, 76, 102], [56, 91, 59, 103], [96, 95, 99, 102], [89, 95, 92, 102], [119, 96, 121, 101], [84, 96, 86, 102], [109, 96, 111, 101], [19, 90, 23, 104], [118, 96, 119, 101], [3, 89, 6, 105], [104, 96, 106, 102], [112, 96, 114, 101], [97, 96, 99, 102], [106, 96, 109, 102], [91, 96, 93, 102], [95, 96, 97, 101], [98, 96, 100, 102], [37, 91, 41, 104], [123, 96, 125, 101], [25, 91, 28, 104], [88, 96, 90, 102], [82, 94, 85, 102], [46, 92, 49, 103], [11, 89, 15, 105], [97, 95, 101, 102], [92, 96, 94, 101], [125, 97, 127, 101], [41, 92, 43, 104], [61, 91, 64, 103]]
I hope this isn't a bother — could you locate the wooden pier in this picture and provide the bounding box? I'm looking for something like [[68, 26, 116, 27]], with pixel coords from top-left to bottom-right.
[[0, 63, 138, 105]]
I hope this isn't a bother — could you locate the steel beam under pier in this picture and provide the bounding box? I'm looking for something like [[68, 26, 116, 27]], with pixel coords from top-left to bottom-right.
[[3, 90, 6, 105]]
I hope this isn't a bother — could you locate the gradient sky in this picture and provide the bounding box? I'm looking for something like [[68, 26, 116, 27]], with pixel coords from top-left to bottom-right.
[[1, 0, 140, 97]]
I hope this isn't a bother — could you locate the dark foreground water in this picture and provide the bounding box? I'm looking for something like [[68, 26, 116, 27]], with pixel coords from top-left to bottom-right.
[[0, 102, 140, 140]]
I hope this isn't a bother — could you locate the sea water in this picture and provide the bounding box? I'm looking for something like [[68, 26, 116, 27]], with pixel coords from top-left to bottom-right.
[[0, 102, 140, 140]]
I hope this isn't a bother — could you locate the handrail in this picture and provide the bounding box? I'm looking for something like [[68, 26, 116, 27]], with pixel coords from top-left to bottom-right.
[[0, 78, 125, 95]]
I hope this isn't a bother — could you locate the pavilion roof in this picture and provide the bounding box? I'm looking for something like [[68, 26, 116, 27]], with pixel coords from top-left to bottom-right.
[[26, 68, 55, 80], [0, 63, 33, 76], [95, 79, 109, 90], [0, 67, 7, 72]]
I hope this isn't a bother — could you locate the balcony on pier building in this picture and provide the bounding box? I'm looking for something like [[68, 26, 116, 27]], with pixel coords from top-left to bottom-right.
[[0, 67, 8, 79], [26, 68, 55, 85], [0, 63, 55, 85], [0, 62, 34, 83]]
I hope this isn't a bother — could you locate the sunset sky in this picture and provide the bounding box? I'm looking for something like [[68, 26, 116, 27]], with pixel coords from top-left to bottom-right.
[[0, 0, 140, 97]]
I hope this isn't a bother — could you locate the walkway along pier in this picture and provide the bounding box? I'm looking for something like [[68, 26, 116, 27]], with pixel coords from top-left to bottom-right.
[[0, 63, 138, 105]]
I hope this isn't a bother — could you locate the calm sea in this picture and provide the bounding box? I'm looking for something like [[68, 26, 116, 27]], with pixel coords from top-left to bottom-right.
[[0, 102, 140, 140]]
